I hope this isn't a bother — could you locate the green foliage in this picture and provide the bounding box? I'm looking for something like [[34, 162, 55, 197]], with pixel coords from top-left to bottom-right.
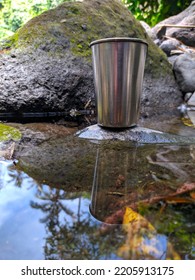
[[0, 0, 74, 40], [122, 0, 193, 26]]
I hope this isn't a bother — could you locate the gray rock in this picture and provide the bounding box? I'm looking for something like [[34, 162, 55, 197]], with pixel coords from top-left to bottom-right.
[[141, 74, 181, 118], [153, 39, 161, 46], [168, 55, 179, 65], [173, 53, 195, 93], [140, 21, 156, 40], [184, 92, 193, 102], [187, 92, 195, 106], [0, 52, 93, 113], [0, 0, 182, 121], [187, 111, 195, 126], [159, 38, 180, 56], [76, 124, 195, 144], [172, 29, 195, 47], [152, 1, 195, 47]]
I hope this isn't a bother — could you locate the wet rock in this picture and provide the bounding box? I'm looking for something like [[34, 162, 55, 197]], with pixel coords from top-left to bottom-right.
[[173, 53, 195, 93], [0, 0, 182, 121], [9, 122, 78, 146], [76, 124, 195, 144]]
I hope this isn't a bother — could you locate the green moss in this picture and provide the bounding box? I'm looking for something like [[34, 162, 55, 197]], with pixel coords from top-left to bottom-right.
[[0, 123, 22, 141], [69, 6, 80, 15], [0, 32, 19, 50]]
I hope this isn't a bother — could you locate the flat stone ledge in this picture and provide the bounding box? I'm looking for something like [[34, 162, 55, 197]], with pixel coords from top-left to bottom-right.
[[76, 124, 195, 144]]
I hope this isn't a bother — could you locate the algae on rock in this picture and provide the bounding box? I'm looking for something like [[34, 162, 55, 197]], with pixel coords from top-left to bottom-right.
[[0, 123, 21, 142]]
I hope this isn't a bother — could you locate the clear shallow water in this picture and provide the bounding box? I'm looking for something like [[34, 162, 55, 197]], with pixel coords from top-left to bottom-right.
[[0, 140, 195, 260]]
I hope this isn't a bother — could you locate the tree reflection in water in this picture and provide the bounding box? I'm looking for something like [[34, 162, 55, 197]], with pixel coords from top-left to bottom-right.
[[30, 186, 121, 260]]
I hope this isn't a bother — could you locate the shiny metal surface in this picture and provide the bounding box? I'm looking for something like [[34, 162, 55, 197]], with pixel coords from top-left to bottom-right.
[[90, 37, 148, 128]]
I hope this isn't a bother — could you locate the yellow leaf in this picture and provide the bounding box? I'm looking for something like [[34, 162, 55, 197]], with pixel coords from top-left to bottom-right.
[[122, 207, 155, 232], [118, 207, 181, 260], [181, 117, 195, 128]]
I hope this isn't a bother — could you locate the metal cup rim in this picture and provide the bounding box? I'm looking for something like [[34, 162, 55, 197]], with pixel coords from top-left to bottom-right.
[[89, 37, 148, 48]]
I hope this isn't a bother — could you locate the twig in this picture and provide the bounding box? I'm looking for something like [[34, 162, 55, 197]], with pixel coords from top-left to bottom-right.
[[100, 182, 195, 234], [159, 24, 195, 29]]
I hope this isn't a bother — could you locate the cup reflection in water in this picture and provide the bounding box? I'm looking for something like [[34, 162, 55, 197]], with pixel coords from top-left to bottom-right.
[[89, 147, 138, 224], [90, 37, 148, 128]]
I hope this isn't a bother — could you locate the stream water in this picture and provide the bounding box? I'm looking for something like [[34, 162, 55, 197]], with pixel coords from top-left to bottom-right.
[[0, 120, 195, 260]]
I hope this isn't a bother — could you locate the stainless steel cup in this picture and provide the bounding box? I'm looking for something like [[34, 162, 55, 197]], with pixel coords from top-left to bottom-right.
[[90, 37, 148, 128]]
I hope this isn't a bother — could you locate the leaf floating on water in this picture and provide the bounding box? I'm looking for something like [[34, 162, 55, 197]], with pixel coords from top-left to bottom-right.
[[181, 117, 195, 128], [122, 207, 155, 233], [118, 207, 180, 260]]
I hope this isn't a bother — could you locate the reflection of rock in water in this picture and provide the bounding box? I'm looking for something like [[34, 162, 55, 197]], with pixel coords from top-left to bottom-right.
[[15, 135, 97, 192], [90, 144, 195, 224]]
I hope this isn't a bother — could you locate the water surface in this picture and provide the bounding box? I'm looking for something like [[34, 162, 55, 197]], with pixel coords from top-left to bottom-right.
[[0, 139, 194, 260]]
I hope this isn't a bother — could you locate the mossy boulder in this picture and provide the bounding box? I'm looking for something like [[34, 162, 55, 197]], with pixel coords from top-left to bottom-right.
[[0, 0, 182, 121]]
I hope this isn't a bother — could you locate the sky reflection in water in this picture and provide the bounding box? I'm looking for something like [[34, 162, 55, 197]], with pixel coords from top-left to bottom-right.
[[0, 160, 91, 260]]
